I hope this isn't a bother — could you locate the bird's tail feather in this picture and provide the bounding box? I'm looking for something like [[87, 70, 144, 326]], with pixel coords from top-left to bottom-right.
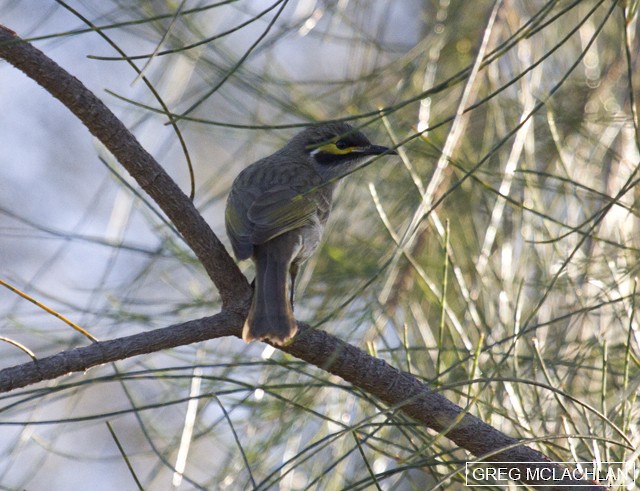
[[243, 245, 297, 345]]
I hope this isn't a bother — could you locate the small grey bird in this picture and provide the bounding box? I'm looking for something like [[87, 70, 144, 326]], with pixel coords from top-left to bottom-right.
[[225, 122, 395, 344]]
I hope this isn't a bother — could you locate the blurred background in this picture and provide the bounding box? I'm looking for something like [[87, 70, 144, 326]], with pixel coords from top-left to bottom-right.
[[0, 0, 639, 489]]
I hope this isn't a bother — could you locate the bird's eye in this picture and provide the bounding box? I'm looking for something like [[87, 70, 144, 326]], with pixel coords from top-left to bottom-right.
[[335, 140, 349, 150]]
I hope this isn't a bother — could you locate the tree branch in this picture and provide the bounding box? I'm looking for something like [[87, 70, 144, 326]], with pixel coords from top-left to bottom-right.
[[0, 25, 605, 490], [0, 25, 250, 310], [0, 312, 243, 393], [0, 318, 603, 489]]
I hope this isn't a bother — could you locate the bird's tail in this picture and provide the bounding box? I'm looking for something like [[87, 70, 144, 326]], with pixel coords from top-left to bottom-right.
[[243, 243, 298, 345]]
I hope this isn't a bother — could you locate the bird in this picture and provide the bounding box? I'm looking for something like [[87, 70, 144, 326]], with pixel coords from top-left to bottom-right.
[[225, 122, 396, 344]]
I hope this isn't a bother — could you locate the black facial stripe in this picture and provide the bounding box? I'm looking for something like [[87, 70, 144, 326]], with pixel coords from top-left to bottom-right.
[[314, 151, 362, 166]]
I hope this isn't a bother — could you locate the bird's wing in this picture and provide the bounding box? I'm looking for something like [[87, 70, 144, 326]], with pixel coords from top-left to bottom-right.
[[225, 197, 254, 260], [247, 186, 319, 245]]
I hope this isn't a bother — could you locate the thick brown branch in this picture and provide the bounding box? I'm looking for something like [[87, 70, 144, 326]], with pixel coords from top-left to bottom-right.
[[284, 325, 603, 490], [0, 25, 251, 309], [0, 313, 243, 393], [1, 320, 604, 489]]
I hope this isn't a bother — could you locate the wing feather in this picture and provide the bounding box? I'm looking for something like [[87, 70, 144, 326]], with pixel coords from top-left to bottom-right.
[[248, 186, 318, 245]]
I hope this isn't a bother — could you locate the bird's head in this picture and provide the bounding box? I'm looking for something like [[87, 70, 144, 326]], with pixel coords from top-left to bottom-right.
[[286, 122, 396, 182]]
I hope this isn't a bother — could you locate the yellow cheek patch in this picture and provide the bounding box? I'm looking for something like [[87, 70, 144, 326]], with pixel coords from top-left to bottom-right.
[[315, 143, 356, 155]]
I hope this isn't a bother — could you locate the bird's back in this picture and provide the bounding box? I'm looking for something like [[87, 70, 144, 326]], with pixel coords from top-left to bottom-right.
[[225, 152, 333, 261]]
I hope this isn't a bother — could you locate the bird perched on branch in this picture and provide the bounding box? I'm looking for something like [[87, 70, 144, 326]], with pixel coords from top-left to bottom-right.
[[225, 122, 396, 344]]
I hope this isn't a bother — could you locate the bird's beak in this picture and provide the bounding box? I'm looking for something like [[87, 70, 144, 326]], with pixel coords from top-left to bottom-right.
[[360, 144, 398, 156]]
